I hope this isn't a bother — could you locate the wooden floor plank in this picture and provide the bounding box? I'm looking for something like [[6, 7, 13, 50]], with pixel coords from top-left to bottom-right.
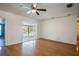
[[0, 38, 79, 56]]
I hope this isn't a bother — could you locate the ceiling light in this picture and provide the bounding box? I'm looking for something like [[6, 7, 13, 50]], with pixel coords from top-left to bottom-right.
[[32, 9, 36, 13]]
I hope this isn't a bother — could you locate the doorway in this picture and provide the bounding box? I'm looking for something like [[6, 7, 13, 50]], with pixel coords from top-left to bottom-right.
[[22, 22, 37, 42], [0, 17, 5, 46]]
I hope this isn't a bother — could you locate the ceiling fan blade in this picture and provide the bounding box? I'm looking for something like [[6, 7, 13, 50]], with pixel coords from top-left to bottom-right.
[[22, 7, 31, 10], [27, 10, 32, 14], [33, 3, 37, 8], [19, 4, 31, 10], [77, 20, 79, 23], [37, 9, 46, 11], [67, 3, 73, 8], [36, 11, 39, 15]]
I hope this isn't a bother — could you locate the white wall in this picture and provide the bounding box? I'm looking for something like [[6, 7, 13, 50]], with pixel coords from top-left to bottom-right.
[[37, 21, 42, 38], [39, 15, 77, 45], [0, 10, 38, 46]]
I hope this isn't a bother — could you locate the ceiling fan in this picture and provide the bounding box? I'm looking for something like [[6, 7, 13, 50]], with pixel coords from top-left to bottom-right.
[[66, 3, 73, 8], [21, 3, 47, 15]]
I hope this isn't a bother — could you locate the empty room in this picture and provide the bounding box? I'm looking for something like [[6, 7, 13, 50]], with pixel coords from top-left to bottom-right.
[[0, 3, 79, 56]]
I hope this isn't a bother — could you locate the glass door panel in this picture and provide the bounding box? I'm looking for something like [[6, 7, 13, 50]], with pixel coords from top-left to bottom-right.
[[28, 25, 35, 37], [0, 25, 1, 36], [22, 24, 37, 42]]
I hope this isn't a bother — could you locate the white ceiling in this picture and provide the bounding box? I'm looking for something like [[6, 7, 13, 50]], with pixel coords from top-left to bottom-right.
[[0, 3, 79, 20]]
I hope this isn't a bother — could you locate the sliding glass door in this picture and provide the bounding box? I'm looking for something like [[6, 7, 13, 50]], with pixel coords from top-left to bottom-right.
[[0, 17, 5, 46], [23, 25, 36, 37], [0, 24, 5, 37], [0, 25, 2, 36], [22, 23, 37, 42], [0, 17, 5, 37]]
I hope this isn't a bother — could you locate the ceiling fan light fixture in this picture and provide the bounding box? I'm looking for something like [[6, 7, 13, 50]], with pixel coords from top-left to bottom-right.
[[32, 9, 36, 13]]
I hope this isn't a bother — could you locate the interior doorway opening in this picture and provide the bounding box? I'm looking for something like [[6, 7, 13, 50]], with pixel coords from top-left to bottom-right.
[[0, 17, 5, 46], [22, 22, 37, 42]]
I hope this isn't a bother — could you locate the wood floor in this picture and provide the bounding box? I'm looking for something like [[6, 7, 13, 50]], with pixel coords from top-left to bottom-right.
[[0, 38, 79, 56], [77, 36, 79, 52]]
